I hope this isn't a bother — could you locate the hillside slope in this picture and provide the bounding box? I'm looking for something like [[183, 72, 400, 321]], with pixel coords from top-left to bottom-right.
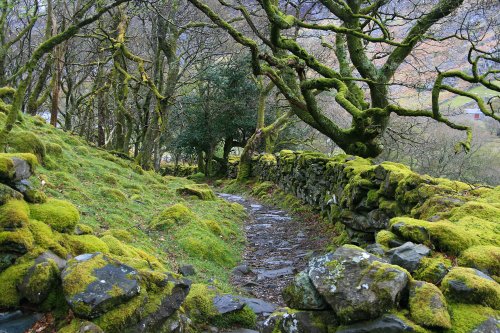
[[0, 113, 251, 332]]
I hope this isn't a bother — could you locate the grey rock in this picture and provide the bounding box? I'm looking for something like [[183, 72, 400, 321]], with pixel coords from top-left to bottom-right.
[[35, 250, 67, 270], [235, 297, 277, 315], [213, 295, 245, 314], [13, 179, 32, 193], [0, 311, 43, 333], [225, 329, 258, 333], [366, 243, 385, 256], [282, 271, 327, 310], [256, 267, 294, 280], [261, 309, 337, 333], [387, 242, 430, 272], [335, 314, 415, 333], [62, 253, 140, 318], [11, 158, 32, 182], [308, 245, 409, 323], [232, 264, 251, 276], [471, 317, 500, 333], [178, 265, 196, 276], [0, 183, 23, 205]]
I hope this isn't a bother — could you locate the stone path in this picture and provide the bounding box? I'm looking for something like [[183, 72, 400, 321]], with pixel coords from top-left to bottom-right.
[[218, 193, 330, 306]]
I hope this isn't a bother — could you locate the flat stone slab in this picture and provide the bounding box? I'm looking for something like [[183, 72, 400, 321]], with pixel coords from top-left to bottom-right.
[[235, 297, 277, 315], [256, 267, 295, 280], [213, 295, 245, 314]]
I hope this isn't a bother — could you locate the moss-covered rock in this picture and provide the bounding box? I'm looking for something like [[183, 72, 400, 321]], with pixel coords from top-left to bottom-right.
[[29, 198, 80, 233], [0, 226, 34, 253], [18, 260, 59, 304], [183, 284, 256, 329], [45, 142, 63, 157], [0, 183, 23, 204], [0, 153, 37, 184], [446, 303, 500, 333], [74, 223, 94, 235], [99, 187, 128, 202], [63, 234, 110, 255], [458, 245, 500, 282], [375, 230, 401, 249], [176, 184, 216, 200], [7, 131, 46, 163], [282, 270, 327, 310], [409, 280, 451, 329], [58, 319, 104, 333], [149, 203, 194, 230], [0, 260, 34, 307], [0, 199, 30, 229], [23, 189, 47, 204], [441, 267, 500, 309], [413, 255, 452, 284], [61, 253, 140, 318], [261, 308, 337, 333]]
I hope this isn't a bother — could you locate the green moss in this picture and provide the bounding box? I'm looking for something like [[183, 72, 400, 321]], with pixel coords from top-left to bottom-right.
[[58, 319, 104, 333], [414, 255, 452, 284], [29, 219, 68, 257], [99, 187, 128, 202], [0, 261, 33, 307], [212, 305, 256, 328], [0, 199, 30, 229], [445, 303, 499, 333], [390, 217, 477, 255], [176, 184, 216, 200], [251, 181, 275, 197], [75, 223, 94, 235], [7, 131, 46, 162], [102, 174, 119, 185], [150, 203, 195, 230], [101, 228, 133, 242], [204, 219, 223, 236], [178, 228, 235, 266], [0, 153, 38, 183], [21, 260, 59, 304], [24, 189, 47, 204], [0, 226, 34, 253], [375, 230, 399, 249], [187, 172, 206, 183], [0, 183, 23, 205], [183, 284, 256, 328], [45, 142, 63, 156], [29, 198, 80, 233], [409, 281, 451, 328], [444, 201, 500, 224], [93, 290, 146, 332], [63, 234, 110, 255], [62, 253, 108, 297], [441, 267, 500, 309], [458, 245, 500, 282]]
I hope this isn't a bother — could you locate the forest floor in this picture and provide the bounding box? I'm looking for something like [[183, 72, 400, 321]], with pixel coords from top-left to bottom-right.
[[219, 192, 331, 305]]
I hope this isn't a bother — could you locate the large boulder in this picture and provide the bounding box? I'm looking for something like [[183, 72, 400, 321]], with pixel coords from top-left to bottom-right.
[[282, 271, 327, 310], [307, 245, 409, 323], [61, 253, 140, 318], [387, 242, 430, 273], [0, 155, 35, 185], [408, 280, 451, 329]]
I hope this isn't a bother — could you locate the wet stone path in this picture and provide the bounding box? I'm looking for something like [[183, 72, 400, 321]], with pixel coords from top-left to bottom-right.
[[218, 193, 328, 306]]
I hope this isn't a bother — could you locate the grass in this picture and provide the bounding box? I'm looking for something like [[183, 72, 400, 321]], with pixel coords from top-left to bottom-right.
[[440, 82, 500, 109], [2, 114, 247, 292]]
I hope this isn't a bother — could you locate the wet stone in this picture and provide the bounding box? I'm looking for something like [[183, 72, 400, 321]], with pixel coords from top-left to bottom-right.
[[0, 311, 43, 333]]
